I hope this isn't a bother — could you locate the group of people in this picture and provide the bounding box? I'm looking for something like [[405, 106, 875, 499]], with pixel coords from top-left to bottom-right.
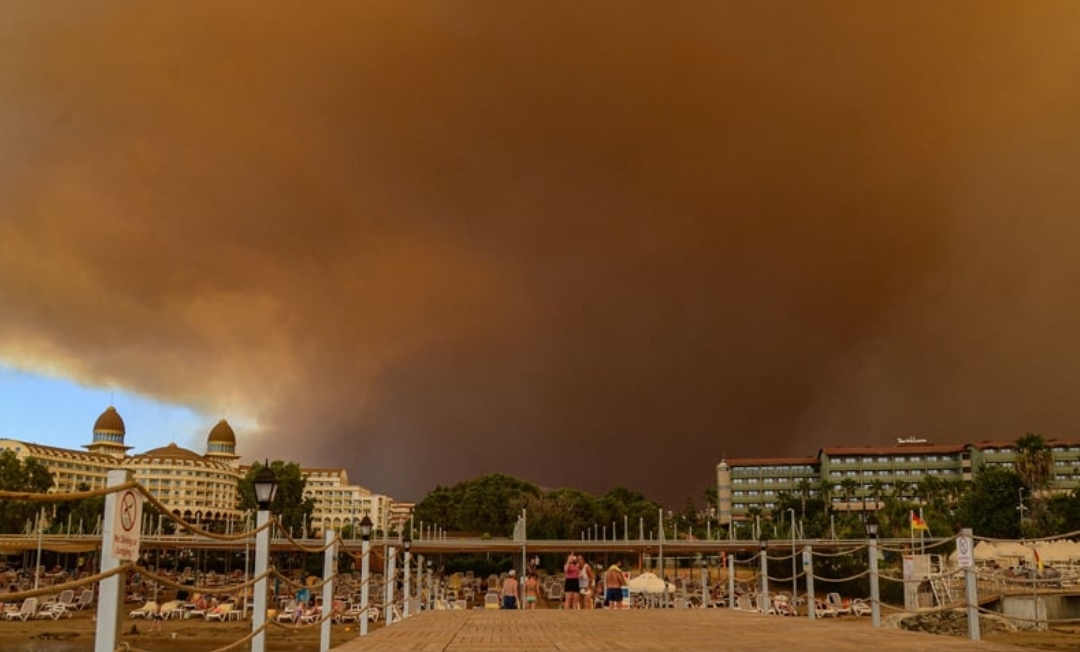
[[493, 553, 627, 610], [563, 553, 627, 609], [497, 569, 541, 609]]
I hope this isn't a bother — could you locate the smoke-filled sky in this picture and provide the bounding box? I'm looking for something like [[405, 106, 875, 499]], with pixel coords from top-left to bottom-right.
[[2, 2, 1079, 506]]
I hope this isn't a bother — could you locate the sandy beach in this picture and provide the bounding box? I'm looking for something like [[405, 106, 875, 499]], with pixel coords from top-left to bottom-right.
[[0, 608, 363, 652], [1, 607, 1077, 652]]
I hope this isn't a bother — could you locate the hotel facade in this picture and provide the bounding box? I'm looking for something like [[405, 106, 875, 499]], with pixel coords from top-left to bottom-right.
[[0, 406, 406, 534], [717, 437, 1080, 523]]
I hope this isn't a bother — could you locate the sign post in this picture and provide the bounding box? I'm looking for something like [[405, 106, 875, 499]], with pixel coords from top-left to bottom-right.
[[95, 470, 137, 652], [959, 529, 979, 641]]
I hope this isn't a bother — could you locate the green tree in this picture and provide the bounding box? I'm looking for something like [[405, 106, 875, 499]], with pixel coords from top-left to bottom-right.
[[1016, 433, 1053, 492], [51, 483, 105, 534], [796, 478, 814, 516], [1015, 433, 1054, 534], [237, 460, 314, 535], [956, 465, 1024, 538], [0, 451, 54, 533], [868, 479, 886, 511], [839, 478, 859, 512]]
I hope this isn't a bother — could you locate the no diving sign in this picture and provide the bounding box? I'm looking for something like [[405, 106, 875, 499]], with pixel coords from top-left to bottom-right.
[[111, 488, 143, 563], [956, 533, 974, 568]]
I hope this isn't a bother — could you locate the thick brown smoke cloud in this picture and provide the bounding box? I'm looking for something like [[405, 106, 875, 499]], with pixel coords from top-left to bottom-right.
[[2, 2, 1079, 504]]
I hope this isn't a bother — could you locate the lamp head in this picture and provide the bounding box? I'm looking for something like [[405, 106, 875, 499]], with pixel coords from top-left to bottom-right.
[[360, 515, 374, 541], [402, 533, 412, 552], [866, 513, 880, 540], [253, 460, 278, 511]]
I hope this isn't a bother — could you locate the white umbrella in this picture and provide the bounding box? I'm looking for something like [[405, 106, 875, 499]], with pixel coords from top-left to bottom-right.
[[627, 572, 674, 594]]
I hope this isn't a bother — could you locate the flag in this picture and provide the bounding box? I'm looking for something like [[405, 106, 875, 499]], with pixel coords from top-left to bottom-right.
[[1033, 547, 1044, 572], [911, 512, 929, 531]]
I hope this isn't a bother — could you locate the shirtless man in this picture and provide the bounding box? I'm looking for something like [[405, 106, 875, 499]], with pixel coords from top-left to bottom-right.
[[604, 561, 627, 609]]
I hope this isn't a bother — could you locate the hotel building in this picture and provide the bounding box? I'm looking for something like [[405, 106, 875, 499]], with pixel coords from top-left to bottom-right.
[[718, 437, 1080, 522], [0, 406, 407, 534]]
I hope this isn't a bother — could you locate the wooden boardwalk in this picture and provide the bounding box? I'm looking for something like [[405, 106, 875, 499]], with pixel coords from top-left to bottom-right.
[[334, 609, 1027, 652]]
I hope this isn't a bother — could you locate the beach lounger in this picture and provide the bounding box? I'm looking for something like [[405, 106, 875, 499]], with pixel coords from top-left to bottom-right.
[[129, 601, 158, 619], [6, 597, 37, 621]]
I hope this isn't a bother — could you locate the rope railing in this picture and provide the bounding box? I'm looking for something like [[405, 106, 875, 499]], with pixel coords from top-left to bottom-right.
[[810, 546, 865, 557], [0, 481, 138, 502], [811, 569, 870, 583], [115, 620, 270, 652], [132, 565, 275, 596], [267, 520, 339, 553], [767, 569, 807, 583], [764, 549, 800, 562], [0, 562, 136, 601], [268, 568, 342, 593], [133, 485, 272, 541], [878, 533, 958, 553]]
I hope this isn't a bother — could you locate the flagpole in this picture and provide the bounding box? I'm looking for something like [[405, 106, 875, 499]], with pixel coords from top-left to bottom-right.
[[909, 510, 915, 553], [918, 507, 926, 556]]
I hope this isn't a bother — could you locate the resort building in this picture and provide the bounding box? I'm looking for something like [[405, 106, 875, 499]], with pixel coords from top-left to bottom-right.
[[0, 406, 408, 534], [718, 437, 1080, 521]]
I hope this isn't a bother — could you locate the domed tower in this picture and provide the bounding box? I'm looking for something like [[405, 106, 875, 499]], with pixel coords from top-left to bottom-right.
[[206, 419, 239, 461], [84, 406, 132, 458]]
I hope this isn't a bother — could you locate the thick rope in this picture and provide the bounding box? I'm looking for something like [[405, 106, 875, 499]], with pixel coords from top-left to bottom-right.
[[811, 546, 865, 557], [811, 569, 871, 583], [116, 620, 270, 652], [270, 520, 339, 554], [0, 562, 136, 601], [133, 565, 274, 596], [268, 568, 342, 592], [0, 481, 138, 502], [133, 485, 272, 540]]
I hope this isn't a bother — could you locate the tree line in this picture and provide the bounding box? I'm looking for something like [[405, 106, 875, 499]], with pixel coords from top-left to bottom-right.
[[3, 433, 1079, 543], [412, 473, 665, 540]]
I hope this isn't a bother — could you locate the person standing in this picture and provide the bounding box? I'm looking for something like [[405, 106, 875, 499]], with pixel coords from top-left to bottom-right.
[[578, 556, 594, 609], [563, 553, 581, 609], [501, 570, 519, 609], [524, 572, 539, 609], [605, 561, 627, 609]]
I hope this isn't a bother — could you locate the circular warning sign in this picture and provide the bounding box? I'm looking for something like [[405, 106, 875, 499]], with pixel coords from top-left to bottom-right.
[[120, 490, 138, 532], [958, 537, 969, 555]]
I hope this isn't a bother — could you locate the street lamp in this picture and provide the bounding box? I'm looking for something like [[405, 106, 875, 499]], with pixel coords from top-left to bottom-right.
[[759, 534, 770, 614], [865, 513, 880, 628], [402, 533, 412, 617], [252, 461, 278, 652], [359, 515, 373, 636], [254, 462, 279, 510]]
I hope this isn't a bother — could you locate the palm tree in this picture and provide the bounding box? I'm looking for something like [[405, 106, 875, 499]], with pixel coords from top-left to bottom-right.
[[1016, 433, 1052, 493], [892, 480, 911, 504], [869, 479, 886, 511], [840, 478, 859, 515], [1016, 433, 1053, 534], [796, 478, 813, 516], [815, 479, 834, 511]]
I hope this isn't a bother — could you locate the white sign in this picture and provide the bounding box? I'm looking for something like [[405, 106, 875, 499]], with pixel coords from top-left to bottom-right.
[[802, 549, 812, 568], [111, 488, 143, 563], [956, 534, 974, 568]]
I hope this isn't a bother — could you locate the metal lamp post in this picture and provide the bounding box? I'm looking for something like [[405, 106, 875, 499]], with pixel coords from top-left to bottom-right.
[[787, 508, 797, 603], [252, 462, 279, 652], [402, 534, 412, 618], [866, 513, 880, 628], [359, 516, 373, 636], [759, 535, 770, 614]]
